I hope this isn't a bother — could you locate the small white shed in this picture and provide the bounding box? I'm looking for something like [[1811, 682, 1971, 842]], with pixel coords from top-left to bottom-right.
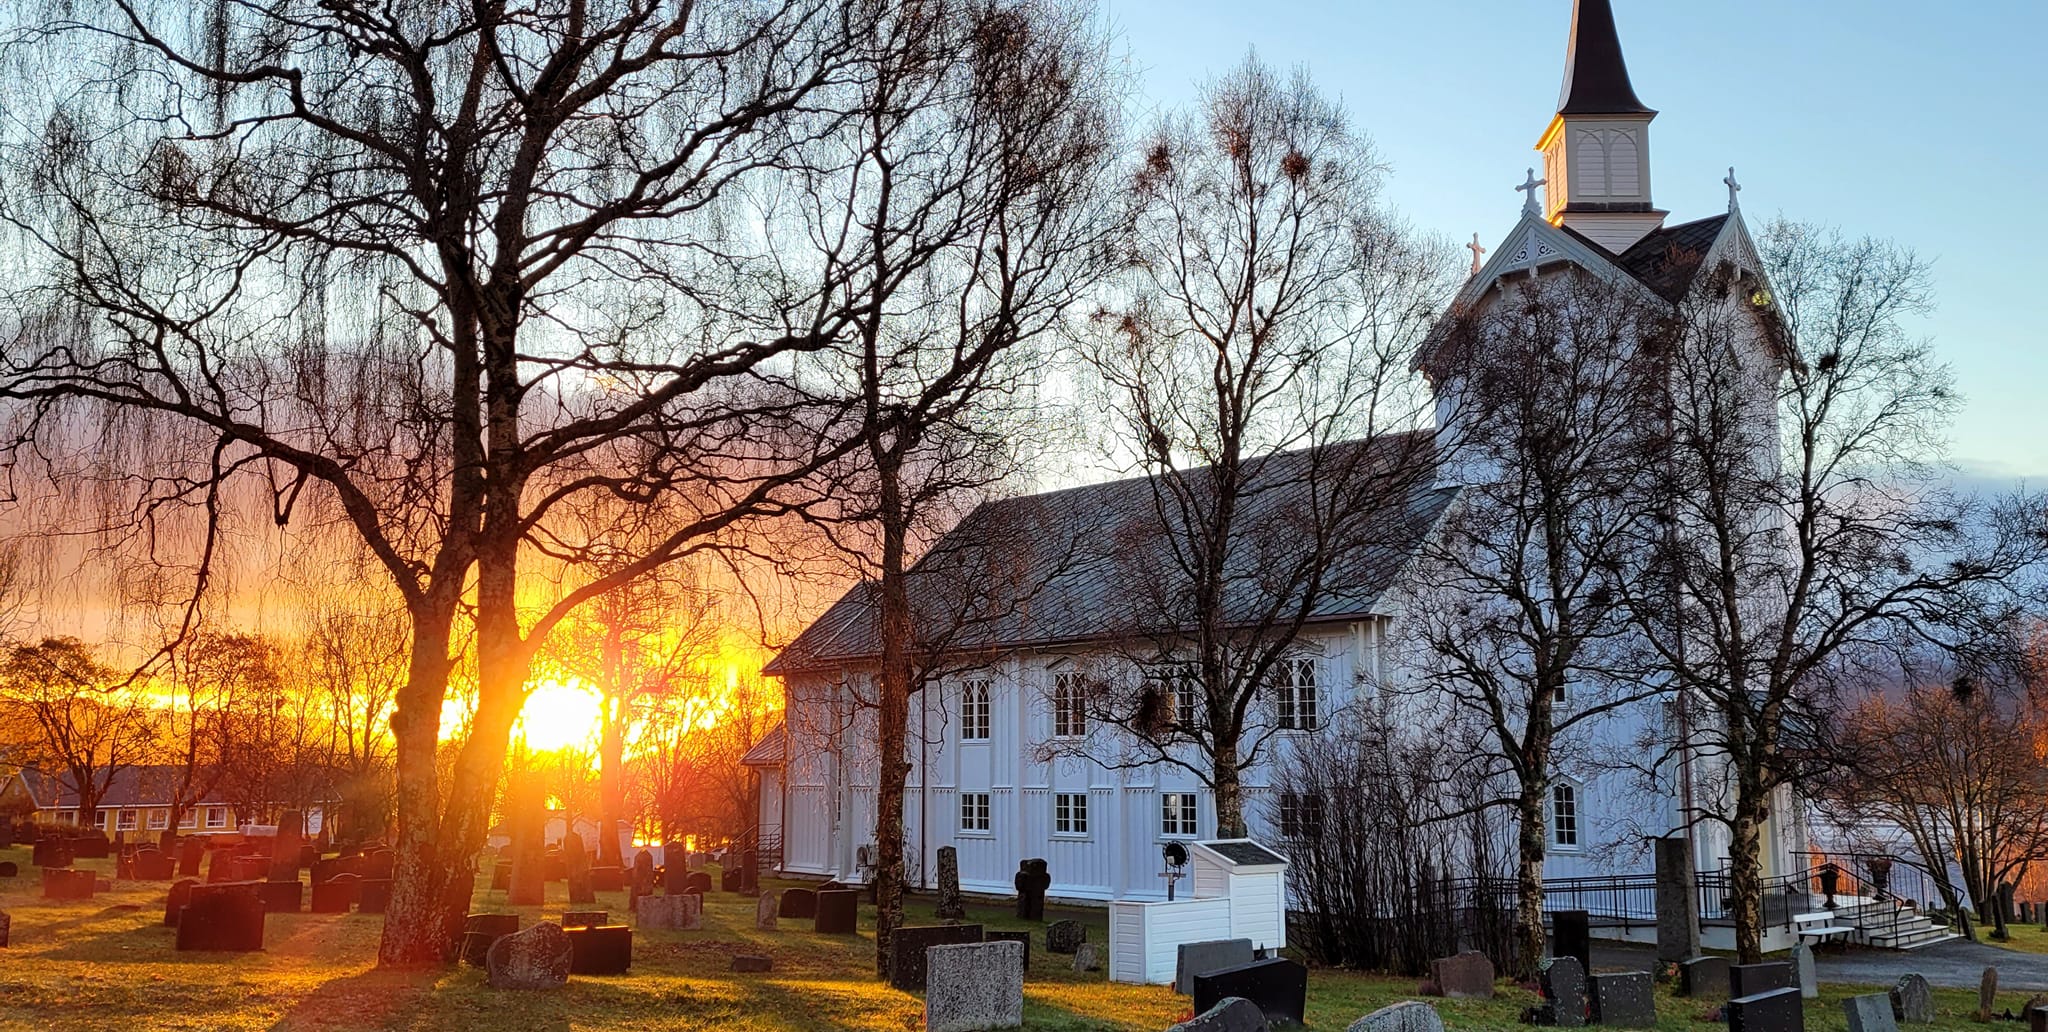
[[1106, 838, 1290, 985]]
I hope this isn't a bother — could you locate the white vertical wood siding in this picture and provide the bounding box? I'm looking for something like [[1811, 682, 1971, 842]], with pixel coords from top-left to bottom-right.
[[1109, 898, 1234, 985]]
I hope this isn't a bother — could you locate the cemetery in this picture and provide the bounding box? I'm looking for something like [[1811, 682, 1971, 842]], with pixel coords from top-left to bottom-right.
[[4, 835, 2048, 1031]]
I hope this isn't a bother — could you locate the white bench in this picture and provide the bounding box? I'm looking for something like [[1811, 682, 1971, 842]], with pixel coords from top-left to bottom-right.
[[1793, 911, 1856, 945]]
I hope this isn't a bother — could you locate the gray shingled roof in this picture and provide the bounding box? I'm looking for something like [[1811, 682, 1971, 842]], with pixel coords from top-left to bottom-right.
[[14, 766, 232, 809], [764, 435, 1454, 675], [1558, 214, 1729, 303]]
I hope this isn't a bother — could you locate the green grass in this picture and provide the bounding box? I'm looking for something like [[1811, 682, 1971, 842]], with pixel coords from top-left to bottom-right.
[[0, 845, 2021, 1030]]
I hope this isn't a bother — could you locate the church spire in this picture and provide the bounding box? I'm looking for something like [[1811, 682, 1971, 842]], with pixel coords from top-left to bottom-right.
[[1556, 0, 1655, 117], [1535, 0, 1666, 252]]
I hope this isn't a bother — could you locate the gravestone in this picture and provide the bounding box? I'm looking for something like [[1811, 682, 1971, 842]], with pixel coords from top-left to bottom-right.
[[1172, 997, 1273, 1032], [462, 913, 520, 967], [560, 910, 607, 929], [0, 861, 14, 878], [1589, 972, 1654, 1028], [1015, 858, 1050, 921], [40, 867, 95, 901], [1193, 958, 1308, 1028], [1730, 962, 1794, 1000], [631, 850, 656, 896], [1552, 911, 1592, 977], [889, 924, 985, 991], [756, 892, 778, 930], [134, 847, 175, 880], [1843, 994, 1899, 1032], [164, 877, 200, 926], [664, 845, 691, 894], [814, 888, 859, 934], [2028, 1001, 2048, 1032], [31, 837, 72, 869], [256, 879, 304, 913], [589, 865, 624, 892], [732, 954, 774, 973], [1178, 939, 1259, 995], [986, 930, 1032, 974], [232, 856, 270, 882], [356, 878, 393, 913], [740, 848, 760, 895], [935, 846, 967, 921], [1046, 918, 1087, 954], [491, 859, 512, 891], [486, 922, 573, 990], [1978, 967, 1999, 1023], [1727, 987, 1803, 1032], [719, 866, 742, 893], [1535, 956, 1588, 1028], [1429, 951, 1495, 999], [310, 873, 359, 913], [684, 871, 712, 895], [1681, 956, 1732, 999], [1890, 974, 1933, 1025], [925, 939, 1025, 1032], [779, 887, 818, 920], [1072, 942, 1104, 972], [564, 831, 595, 905], [564, 924, 632, 975], [175, 884, 265, 952], [0, 909, 9, 948], [1349, 1001, 1446, 1032], [633, 892, 701, 931], [1654, 836, 1703, 963], [271, 811, 304, 881], [1793, 943, 1818, 1000]]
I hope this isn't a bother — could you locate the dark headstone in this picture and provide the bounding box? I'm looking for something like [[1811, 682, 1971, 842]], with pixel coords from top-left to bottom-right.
[[356, 878, 393, 913], [685, 871, 712, 895], [272, 811, 304, 880], [1842, 993, 1899, 1032], [779, 887, 818, 919], [0, 861, 14, 878], [486, 922, 573, 990], [935, 845, 967, 921], [564, 924, 632, 975], [1589, 972, 1654, 1028], [814, 888, 858, 934], [631, 850, 656, 896], [310, 873, 359, 913], [1178, 939, 1258, 995], [1536, 956, 1588, 1028], [543, 848, 567, 883], [0, 909, 8, 948], [664, 847, 691, 895], [491, 858, 512, 891], [463, 913, 521, 967], [255, 879, 303, 913], [164, 878, 200, 926], [32, 839, 73, 869], [1978, 967, 1999, 1022], [1681, 956, 1731, 999], [1890, 973, 1933, 1024], [732, 954, 774, 973], [1014, 858, 1050, 921], [564, 831, 594, 904], [1731, 962, 1794, 1000], [175, 884, 265, 952], [133, 847, 175, 880], [1173, 996, 1274, 1032], [720, 866, 742, 893], [985, 930, 1032, 974], [40, 867, 95, 901], [560, 910, 608, 929], [890, 924, 986, 990], [231, 856, 269, 882], [1430, 951, 1495, 999], [1046, 918, 1087, 954], [1727, 987, 1803, 1032], [1552, 910, 1592, 976], [589, 865, 624, 893], [1192, 958, 1307, 1028]]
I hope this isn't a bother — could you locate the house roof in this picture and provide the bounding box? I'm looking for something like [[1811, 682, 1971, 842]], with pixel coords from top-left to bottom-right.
[[764, 435, 1455, 676], [1195, 839, 1289, 869], [12, 766, 234, 809], [1564, 213, 1732, 302], [739, 723, 786, 768], [1556, 0, 1655, 117]]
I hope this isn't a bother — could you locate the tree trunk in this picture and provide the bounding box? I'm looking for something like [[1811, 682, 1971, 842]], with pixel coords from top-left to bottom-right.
[[598, 697, 627, 868], [1514, 776, 1549, 979], [871, 464, 913, 979], [1727, 782, 1768, 963], [379, 620, 461, 966], [1213, 735, 1245, 839]]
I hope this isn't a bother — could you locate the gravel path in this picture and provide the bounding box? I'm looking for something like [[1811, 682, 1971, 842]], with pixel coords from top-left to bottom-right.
[[1591, 939, 2048, 991]]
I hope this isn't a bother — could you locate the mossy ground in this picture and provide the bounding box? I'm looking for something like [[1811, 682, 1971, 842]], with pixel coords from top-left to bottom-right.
[[0, 846, 2013, 1030]]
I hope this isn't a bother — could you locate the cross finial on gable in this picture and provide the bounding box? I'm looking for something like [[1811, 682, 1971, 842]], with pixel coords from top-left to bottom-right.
[[1725, 167, 1742, 213], [1518, 168, 1547, 217], [1467, 234, 1487, 276]]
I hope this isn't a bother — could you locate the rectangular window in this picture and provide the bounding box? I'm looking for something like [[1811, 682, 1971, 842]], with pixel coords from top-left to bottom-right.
[[204, 806, 228, 829], [959, 793, 991, 833], [57, 809, 76, 825], [1160, 792, 1198, 837], [1053, 672, 1086, 738], [147, 808, 169, 830], [1054, 793, 1089, 836], [94, 810, 111, 830], [1274, 658, 1319, 731], [177, 809, 197, 829], [1279, 791, 1325, 840], [1551, 784, 1579, 849], [117, 808, 138, 831], [960, 680, 992, 742]]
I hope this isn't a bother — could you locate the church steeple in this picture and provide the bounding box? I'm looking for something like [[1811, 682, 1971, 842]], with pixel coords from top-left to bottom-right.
[[1536, 0, 1666, 253]]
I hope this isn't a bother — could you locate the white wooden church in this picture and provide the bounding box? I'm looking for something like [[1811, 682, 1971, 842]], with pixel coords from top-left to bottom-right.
[[750, 0, 1813, 920]]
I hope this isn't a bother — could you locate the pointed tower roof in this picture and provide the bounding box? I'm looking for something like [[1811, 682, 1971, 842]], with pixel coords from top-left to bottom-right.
[[1556, 0, 1655, 116]]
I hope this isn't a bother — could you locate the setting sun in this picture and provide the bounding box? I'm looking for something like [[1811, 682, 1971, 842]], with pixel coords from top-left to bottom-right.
[[514, 678, 604, 753]]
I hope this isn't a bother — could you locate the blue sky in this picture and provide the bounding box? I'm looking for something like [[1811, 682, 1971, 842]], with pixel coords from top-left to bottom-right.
[[1098, 0, 2047, 482]]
